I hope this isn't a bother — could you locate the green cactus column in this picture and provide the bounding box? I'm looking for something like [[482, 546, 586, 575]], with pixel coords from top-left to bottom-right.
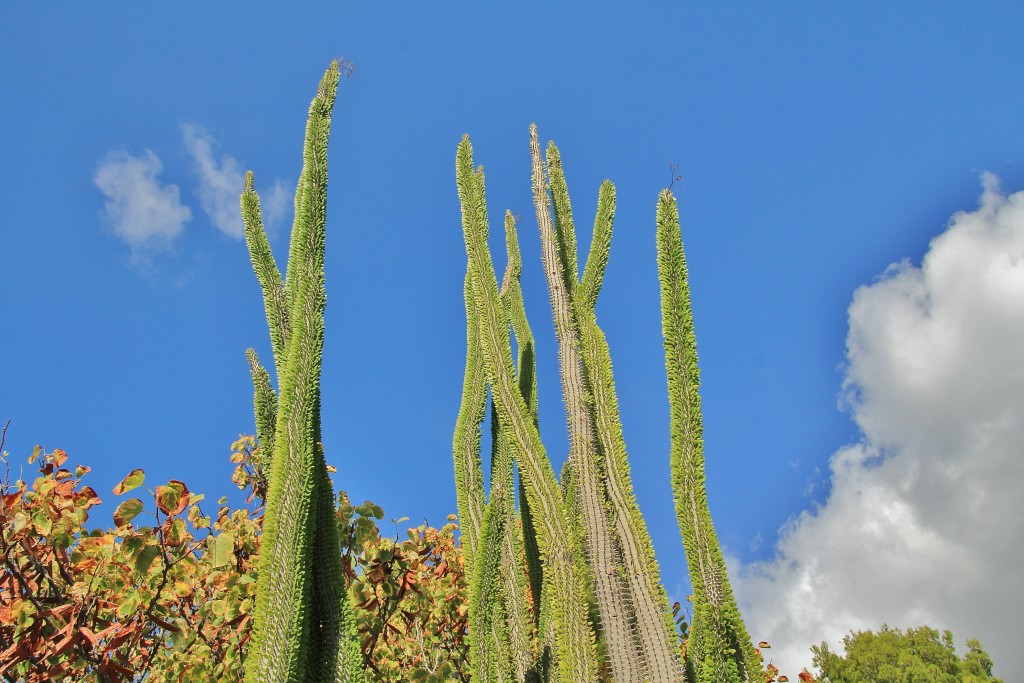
[[532, 126, 684, 683], [656, 190, 761, 683], [457, 135, 600, 683], [529, 127, 645, 683], [241, 61, 364, 683]]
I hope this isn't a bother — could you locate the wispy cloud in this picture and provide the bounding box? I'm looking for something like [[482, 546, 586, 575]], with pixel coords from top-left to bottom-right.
[[94, 149, 192, 265], [734, 174, 1024, 679], [181, 123, 289, 239]]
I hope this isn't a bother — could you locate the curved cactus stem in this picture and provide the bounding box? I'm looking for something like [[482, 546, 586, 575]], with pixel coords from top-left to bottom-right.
[[574, 180, 684, 682], [242, 172, 289, 370], [498, 210, 544, 683], [534, 129, 644, 682], [243, 61, 365, 683], [657, 189, 760, 683], [453, 268, 488, 574], [245, 348, 277, 488]]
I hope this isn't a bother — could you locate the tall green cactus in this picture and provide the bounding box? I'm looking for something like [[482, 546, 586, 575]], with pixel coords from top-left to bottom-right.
[[240, 61, 364, 683], [531, 126, 683, 683], [455, 127, 692, 683], [456, 136, 600, 683], [656, 189, 761, 683], [454, 129, 763, 683]]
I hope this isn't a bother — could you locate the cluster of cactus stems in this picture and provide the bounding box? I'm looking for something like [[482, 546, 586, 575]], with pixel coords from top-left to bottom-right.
[[239, 61, 365, 683], [454, 127, 761, 683], [235, 60, 759, 683]]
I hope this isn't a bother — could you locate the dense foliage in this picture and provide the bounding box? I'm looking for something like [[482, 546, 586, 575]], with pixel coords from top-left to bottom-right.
[[0, 437, 466, 683], [811, 626, 1002, 683]]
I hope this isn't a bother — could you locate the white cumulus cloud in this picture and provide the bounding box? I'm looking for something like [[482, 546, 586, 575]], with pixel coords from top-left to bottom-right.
[[734, 173, 1024, 679], [94, 149, 192, 263], [181, 123, 289, 239]]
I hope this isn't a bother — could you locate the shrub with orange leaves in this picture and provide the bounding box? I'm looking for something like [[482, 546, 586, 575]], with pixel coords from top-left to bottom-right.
[[0, 436, 468, 682]]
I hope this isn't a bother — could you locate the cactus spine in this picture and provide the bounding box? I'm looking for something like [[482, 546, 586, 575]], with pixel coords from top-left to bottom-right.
[[241, 61, 364, 683], [657, 190, 761, 683]]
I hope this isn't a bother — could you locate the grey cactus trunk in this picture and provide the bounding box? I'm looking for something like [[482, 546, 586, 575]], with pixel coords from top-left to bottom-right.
[[241, 61, 364, 683]]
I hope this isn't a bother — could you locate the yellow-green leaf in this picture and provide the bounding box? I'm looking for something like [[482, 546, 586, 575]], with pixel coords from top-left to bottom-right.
[[31, 511, 52, 536], [113, 498, 144, 527], [136, 545, 161, 574], [113, 468, 145, 495], [117, 591, 141, 619], [210, 531, 235, 568]]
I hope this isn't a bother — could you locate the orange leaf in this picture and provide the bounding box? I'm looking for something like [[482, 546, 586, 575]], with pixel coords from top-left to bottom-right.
[[79, 625, 99, 649], [51, 448, 68, 466], [78, 485, 102, 507]]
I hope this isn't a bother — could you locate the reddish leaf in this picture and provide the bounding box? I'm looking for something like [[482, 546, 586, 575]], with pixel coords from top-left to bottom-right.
[[79, 625, 99, 649], [150, 614, 180, 632], [155, 480, 188, 516], [1, 492, 19, 511], [161, 517, 187, 547], [78, 485, 102, 507]]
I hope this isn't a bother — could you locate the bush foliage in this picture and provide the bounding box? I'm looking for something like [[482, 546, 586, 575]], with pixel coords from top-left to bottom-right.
[[0, 438, 466, 682]]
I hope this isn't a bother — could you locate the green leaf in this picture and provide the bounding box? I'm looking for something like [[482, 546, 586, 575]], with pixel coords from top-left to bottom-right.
[[113, 468, 145, 495], [136, 545, 161, 574], [113, 498, 144, 527], [31, 511, 52, 536], [355, 501, 384, 519], [211, 531, 235, 568], [117, 591, 141, 619]]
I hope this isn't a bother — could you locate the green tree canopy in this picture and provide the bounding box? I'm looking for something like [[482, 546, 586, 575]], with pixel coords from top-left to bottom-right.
[[811, 625, 1003, 683]]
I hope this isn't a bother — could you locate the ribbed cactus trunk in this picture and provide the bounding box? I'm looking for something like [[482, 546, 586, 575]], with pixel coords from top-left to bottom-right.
[[530, 126, 683, 683], [656, 190, 761, 683], [241, 61, 364, 683], [454, 128, 692, 683], [456, 136, 601, 683]]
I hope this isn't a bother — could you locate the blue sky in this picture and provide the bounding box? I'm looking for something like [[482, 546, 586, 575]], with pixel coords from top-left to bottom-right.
[[3, 4, 1023, 677]]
